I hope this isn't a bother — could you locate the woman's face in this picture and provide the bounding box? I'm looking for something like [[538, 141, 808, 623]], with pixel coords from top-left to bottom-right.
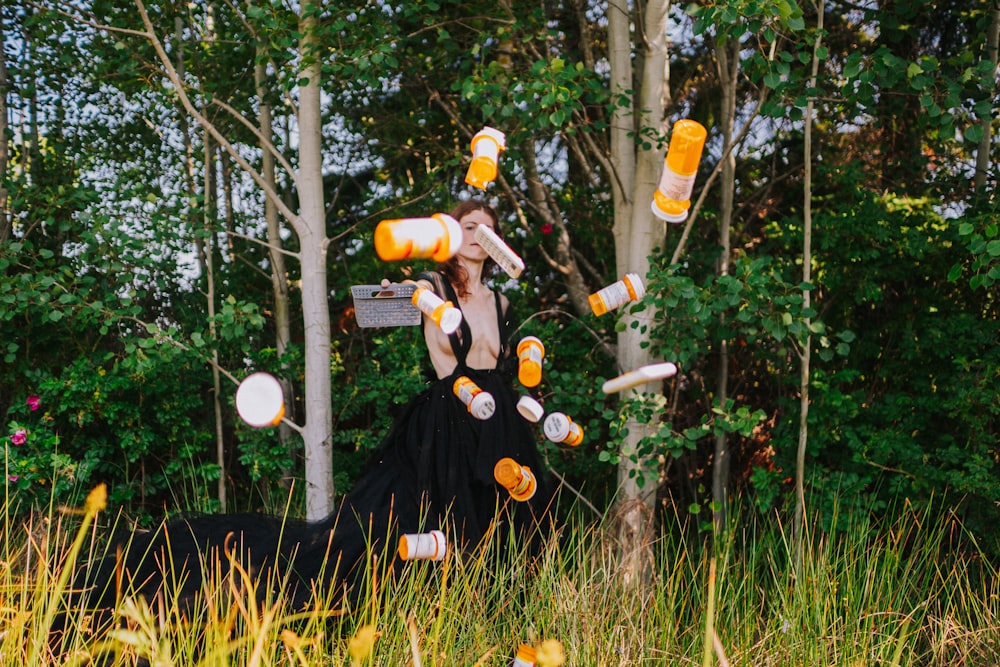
[[457, 208, 496, 263]]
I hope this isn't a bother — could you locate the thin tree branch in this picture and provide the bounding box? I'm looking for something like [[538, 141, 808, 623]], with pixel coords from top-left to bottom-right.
[[226, 229, 300, 259], [31, 1, 152, 38], [133, 0, 303, 236], [209, 97, 297, 177]]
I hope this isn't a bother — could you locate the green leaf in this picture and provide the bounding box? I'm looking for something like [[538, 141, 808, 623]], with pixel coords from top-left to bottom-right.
[[843, 54, 862, 79]]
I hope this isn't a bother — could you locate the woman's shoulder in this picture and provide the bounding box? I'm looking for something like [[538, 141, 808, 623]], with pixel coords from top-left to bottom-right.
[[414, 270, 446, 296]]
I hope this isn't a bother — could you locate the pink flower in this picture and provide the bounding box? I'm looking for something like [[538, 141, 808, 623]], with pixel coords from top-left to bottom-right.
[[26, 395, 40, 411], [7, 475, 18, 483], [541, 223, 553, 235], [10, 429, 27, 446]]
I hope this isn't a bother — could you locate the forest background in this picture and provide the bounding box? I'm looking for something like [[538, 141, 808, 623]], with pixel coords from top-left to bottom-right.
[[1, 0, 997, 562]]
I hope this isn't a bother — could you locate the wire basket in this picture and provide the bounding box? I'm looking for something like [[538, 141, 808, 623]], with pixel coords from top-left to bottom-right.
[[351, 283, 421, 328]]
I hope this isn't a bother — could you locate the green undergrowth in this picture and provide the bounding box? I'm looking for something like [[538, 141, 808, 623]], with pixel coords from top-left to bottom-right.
[[2, 488, 998, 666]]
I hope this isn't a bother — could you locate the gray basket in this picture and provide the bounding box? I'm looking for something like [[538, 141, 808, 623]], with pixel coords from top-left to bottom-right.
[[351, 283, 421, 328]]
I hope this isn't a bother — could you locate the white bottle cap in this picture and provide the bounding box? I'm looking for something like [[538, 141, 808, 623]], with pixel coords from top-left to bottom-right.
[[543, 412, 570, 443], [438, 307, 463, 335], [398, 530, 447, 561], [235, 372, 285, 428], [474, 126, 507, 151], [651, 198, 690, 223], [516, 395, 544, 422], [469, 391, 496, 420], [434, 213, 464, 261]]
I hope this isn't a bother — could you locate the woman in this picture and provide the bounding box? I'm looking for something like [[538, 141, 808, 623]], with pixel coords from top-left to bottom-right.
[[334, 199, 553, 580]]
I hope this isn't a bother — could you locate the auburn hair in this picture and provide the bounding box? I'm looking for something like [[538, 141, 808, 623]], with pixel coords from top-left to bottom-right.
[[439, 199, 502, 299]]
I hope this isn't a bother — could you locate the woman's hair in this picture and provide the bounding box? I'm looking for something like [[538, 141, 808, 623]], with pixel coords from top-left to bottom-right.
[[439, 199, 502, 299]]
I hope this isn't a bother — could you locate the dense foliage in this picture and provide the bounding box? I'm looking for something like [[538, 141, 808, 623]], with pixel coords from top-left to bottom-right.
[[1, 0, 996, 550]]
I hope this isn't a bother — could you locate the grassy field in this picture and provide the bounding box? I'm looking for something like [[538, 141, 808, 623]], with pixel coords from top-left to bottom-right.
[[2, 486, 998, 666]]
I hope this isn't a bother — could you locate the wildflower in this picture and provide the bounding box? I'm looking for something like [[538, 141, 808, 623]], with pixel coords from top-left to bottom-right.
[[84, 484, 107, 515], [347, 624, 379, 665], [536, 639, 565, 667], [26, 395, 40, 411], [541, 222, 553, 235], [7, 475, 18, 483], [10, 429, 27, 446]]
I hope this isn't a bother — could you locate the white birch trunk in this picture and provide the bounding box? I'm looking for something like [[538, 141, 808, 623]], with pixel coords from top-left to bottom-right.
[[795, 0, 825, 543], [0, 16, 9, 243], [608, 0, 671, 586], [297, 0, 334, 520]]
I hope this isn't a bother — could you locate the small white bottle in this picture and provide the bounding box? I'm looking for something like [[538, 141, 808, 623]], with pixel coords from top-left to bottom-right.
[[602, 362, 678, 394], [412, 287, 463, 334], [511, 643, 537, 667], [493, 457, 537, 501], [235, 372, 286, 428], [453, 376, 496, 420], [588, 273, 645, 317], [543, 412, 584, 446], [465, 127, 507, 190], [374, 213, 462, 262], [651, 119, 708, 223], [516, 336, 545, 387], [397, 530, 447, 561], [474, 223, 525, 278]]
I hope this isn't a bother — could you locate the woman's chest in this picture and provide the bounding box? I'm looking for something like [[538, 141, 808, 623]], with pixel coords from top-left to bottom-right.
[[458, 295, 500, 364]]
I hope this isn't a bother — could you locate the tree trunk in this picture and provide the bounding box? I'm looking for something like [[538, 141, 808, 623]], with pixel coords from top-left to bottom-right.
[[795, 0, 825, 544], [204, 132, 227, 513], [297, 0, 334, 520], [712, 38, 739, 533], [220, 147, 236, 263], [255, 56, 295, 489], [974, 4, 999, 190], [521, 143, 591, 313], [0, 15, 9, 243], [608, 0, 671, 587]]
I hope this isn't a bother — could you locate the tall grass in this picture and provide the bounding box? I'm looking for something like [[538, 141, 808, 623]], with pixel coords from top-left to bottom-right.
[[2, 489, 998, 666]]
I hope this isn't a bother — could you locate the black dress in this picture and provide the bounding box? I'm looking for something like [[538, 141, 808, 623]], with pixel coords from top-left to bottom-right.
[[329, 271, 553, 588], [71, 274, 552, 620]]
